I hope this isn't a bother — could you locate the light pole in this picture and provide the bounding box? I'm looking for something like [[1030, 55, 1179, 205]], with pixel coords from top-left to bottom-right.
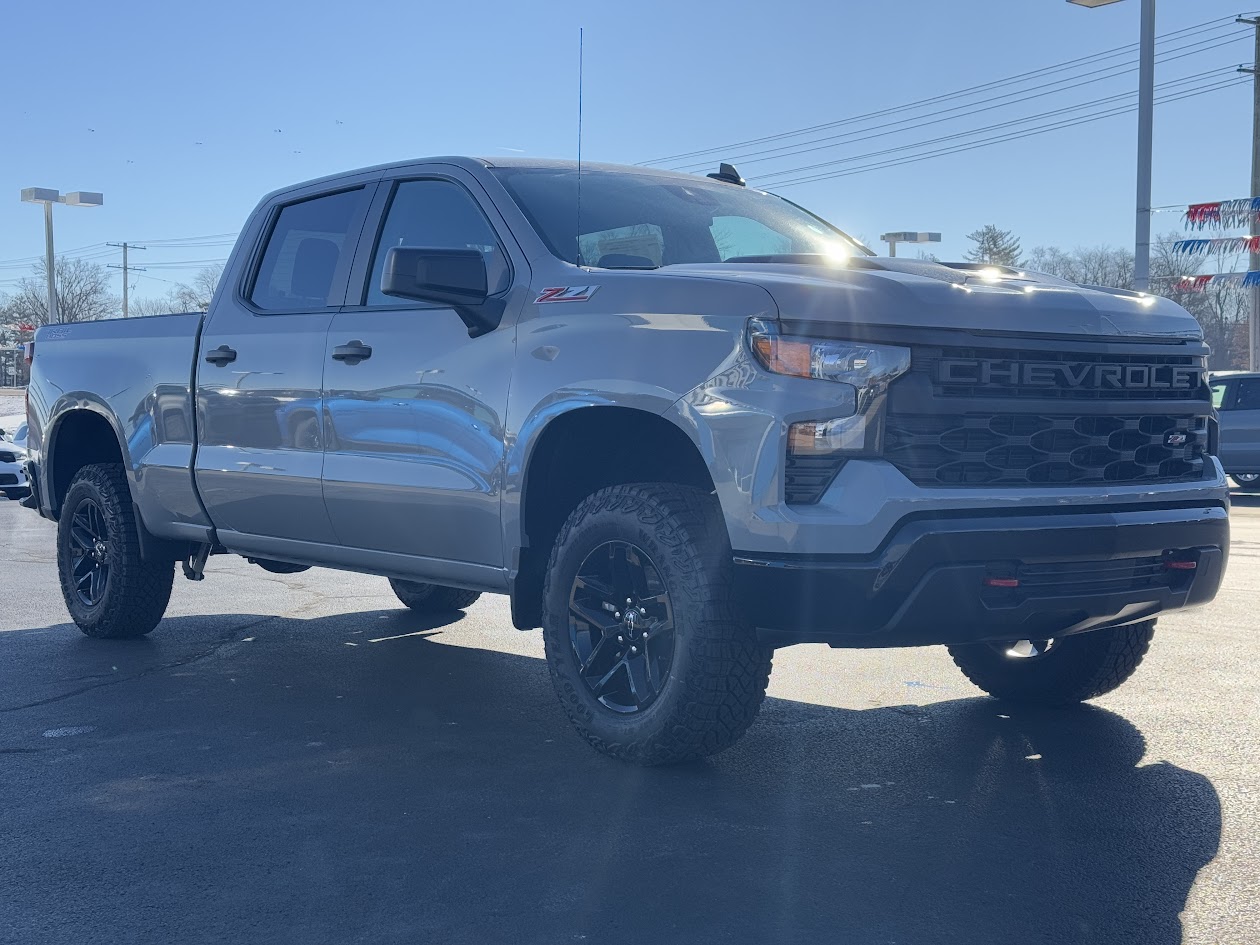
[[880, 231, 942, 258], [1068, 0, 1155, 291], [19, 188, 104, 325]]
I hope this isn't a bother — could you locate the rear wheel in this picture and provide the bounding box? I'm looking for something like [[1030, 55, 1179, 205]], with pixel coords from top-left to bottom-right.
[[56, 464, 174, 639], [389, 579, 481, 613], [947, 621, 1155, 706], [1232, 472, 1260, 492], [542, 483, 772, 765]]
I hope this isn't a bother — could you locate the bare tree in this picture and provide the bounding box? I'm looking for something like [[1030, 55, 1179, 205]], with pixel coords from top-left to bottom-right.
[[127, 294, 180, 318], [1027, 245, 1134, 288], [171, 264, 225, 312], [0, 257, 117, 327]]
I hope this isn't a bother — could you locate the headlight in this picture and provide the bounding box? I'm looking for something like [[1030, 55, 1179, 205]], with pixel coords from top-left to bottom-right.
[[747, 318, 910, 399], [747, 319, 912, 503]]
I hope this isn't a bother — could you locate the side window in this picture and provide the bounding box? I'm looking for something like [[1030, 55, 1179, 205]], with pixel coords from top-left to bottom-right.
[[1211, 382, 1230, 410], [365, 180, 506, 307], [1235, 378, 1260, 410], [250, 188, 364, 311]]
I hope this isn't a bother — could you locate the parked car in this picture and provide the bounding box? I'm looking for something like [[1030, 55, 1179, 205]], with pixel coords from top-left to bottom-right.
[[21, 156, 1229, 764], [1210, 371, 1260, 490], [0, 435, 30, 500], [0, 415, 27, 447]]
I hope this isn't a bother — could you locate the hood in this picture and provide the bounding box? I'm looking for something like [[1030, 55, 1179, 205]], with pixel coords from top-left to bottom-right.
[[666, 257, 1202, 342]]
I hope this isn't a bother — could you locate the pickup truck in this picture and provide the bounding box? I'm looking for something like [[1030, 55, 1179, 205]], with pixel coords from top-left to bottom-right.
[[1209, 371, 1260, 490], [22, 156, 1230, 764]]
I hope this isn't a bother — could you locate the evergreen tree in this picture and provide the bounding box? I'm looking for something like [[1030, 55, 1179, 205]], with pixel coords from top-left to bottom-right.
[[965, 225, 1023, 266]]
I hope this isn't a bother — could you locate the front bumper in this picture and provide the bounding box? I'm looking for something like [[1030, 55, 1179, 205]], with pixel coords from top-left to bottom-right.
[[735, 504, 1229, 648], [0, 460, 29, 492]]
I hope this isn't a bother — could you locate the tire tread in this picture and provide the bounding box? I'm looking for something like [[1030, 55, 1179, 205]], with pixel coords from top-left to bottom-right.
[[542, 483, 772, 765], [57, 463, 173, 639]]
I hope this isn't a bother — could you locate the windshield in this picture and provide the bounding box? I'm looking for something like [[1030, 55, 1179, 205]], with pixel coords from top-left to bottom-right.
[[490, 167, 868, 268]]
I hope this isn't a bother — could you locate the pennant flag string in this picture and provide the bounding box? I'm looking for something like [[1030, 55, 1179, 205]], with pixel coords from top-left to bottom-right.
[[1170, 270, 1260, 292], [1172, 236, 1260, 256], [1184, 197, 1260, 231]]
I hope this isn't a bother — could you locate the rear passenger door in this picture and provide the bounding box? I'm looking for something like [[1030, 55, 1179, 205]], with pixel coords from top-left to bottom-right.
[[321, 171, 520, 569], [195, 182, 374, 545]]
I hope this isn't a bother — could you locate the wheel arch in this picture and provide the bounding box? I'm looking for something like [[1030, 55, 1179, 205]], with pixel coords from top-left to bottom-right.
[[510, 403, 718, 630], [46, 405, 132, 517]]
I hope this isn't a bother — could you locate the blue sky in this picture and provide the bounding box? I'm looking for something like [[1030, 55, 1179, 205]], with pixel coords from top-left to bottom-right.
[[1, 0, 1256, 300]]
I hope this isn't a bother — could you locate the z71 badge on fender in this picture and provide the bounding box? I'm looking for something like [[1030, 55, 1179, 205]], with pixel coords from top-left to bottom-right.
[[535, 286, 600, 303]]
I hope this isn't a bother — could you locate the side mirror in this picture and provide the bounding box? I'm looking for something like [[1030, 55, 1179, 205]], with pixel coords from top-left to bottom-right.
[[380, 246, 503, 337]]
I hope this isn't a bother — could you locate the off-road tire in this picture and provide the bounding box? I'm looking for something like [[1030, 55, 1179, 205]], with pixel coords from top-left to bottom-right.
[[57, 464, 174, 639], [389, 579, 481, 613], [947, 621, 1156, 706], [542, 483, 773, 765]]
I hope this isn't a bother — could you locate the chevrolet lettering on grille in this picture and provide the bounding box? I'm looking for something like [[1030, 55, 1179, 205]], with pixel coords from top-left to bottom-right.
[[938, 359, 1206, 391]]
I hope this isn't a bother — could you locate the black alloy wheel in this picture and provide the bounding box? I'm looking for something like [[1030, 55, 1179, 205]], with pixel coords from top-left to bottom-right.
[[568, 540, 676, 713], [68, 497, 112, 607]]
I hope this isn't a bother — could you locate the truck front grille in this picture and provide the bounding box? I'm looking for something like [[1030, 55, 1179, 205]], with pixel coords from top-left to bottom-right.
[[884, 413, 1209, 487]]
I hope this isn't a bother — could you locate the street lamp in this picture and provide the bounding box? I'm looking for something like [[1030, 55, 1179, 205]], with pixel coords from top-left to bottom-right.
[[880, 231, 942, 258], [20, 187, 104, 325], [1068, 0, 1156, 291]]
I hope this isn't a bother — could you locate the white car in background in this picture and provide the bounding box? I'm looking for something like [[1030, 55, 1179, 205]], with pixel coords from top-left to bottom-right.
[[0, 416, 30, 500]]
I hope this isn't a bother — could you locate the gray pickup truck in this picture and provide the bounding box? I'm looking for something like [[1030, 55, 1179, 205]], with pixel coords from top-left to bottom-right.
[[22, 157, 1230, 764]]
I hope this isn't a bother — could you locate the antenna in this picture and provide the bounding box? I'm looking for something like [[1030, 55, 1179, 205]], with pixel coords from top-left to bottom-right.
[[576, 27, 584, 267]]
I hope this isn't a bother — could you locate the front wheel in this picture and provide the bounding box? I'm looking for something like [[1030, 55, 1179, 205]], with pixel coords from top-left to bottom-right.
[[1231, 472, 1260, 492], [947, 621, 1155, 706], [542, 483, 773, 765], [56, 464, 174, 639]]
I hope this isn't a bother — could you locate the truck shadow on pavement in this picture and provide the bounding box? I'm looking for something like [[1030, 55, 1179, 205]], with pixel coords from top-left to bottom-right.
[[1, 608, 1221, 945]]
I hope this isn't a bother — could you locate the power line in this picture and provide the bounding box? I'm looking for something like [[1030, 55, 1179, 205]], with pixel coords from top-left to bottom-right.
[[642, 13, 1249, 166], [763, 76, 1249, 189], [752, 66, 1240, 185], [672, 32, 1249, 173]]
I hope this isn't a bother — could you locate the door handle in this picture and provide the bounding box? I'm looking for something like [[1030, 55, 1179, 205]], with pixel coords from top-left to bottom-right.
[[204, 345, 237, 366], [332, 340, 373, 365]]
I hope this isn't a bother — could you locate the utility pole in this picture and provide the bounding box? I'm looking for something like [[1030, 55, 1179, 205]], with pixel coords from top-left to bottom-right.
[[1133, 0, 1155, 291], [106, 242, 146, 318], [1242, 16, 1260, 371]]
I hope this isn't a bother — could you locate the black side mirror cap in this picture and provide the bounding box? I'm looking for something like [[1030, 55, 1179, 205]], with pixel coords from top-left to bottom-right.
[[381, 246, 504, 337]]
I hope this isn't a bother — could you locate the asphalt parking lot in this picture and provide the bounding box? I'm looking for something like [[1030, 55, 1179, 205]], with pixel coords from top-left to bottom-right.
[[1, 495, 1256, 945]]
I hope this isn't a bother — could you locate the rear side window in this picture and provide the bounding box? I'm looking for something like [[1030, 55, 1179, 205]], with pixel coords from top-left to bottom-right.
[[251, 188, 364, 311], [1236, 378, 1260, 410], [364, 179, 506, 306]]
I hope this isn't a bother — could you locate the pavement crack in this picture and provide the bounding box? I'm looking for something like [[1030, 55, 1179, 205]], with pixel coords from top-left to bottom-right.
[[0, 615, 278, 714]]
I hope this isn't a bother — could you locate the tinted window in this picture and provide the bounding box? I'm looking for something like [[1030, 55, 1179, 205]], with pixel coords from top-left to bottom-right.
[[1236, 378, 1260, 409], [491, 166, 866, 267], [251, 188, 363, 311], [1211, 382, 1229, 410], [578, 224, 664, 268], [711, 216, 794, 260], [365, 179, 505, 306]]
